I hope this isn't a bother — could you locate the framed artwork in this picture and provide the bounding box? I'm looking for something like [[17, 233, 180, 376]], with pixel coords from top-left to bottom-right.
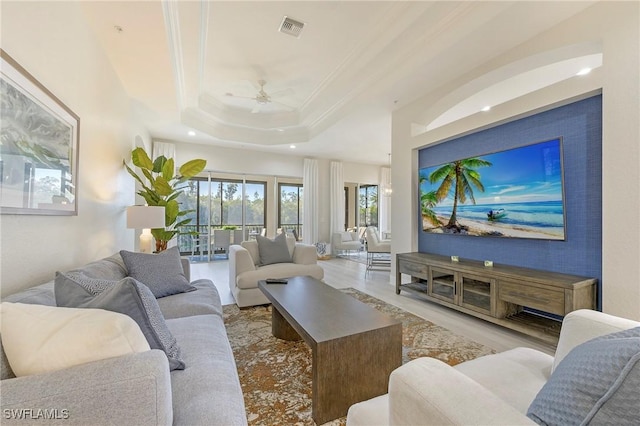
[[1, 49, 79, 215], [419, 138, 566, 241]]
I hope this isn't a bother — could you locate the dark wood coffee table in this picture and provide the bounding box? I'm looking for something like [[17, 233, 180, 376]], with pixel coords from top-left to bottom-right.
[[258, 276, 402, 424]]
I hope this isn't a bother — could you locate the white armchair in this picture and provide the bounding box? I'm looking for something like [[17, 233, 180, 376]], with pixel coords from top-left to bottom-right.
[[228, 236, 325, 307], [365, 226, 390, 274], [332, 231, 362, 256], [347, 309, 640, 425]]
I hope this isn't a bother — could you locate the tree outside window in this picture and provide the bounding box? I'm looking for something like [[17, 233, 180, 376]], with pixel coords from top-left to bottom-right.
[[177, 178, 266, 254], [359, 184, 378, 227], [279, 183, 303, 239]]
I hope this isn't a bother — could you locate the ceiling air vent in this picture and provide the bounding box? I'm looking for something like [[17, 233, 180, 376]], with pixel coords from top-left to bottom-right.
[[279, 16, 305, 38]]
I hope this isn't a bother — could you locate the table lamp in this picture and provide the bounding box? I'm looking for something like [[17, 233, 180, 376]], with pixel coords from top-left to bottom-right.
[[126, 205, 166, 253]]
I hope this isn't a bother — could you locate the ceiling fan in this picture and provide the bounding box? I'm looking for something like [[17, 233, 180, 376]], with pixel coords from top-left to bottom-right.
[[225, 79, 294, 113]]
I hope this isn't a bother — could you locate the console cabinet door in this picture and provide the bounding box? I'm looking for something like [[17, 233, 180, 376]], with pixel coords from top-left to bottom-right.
[[429, 267, 457, 304], [459, 273, 494, 315]]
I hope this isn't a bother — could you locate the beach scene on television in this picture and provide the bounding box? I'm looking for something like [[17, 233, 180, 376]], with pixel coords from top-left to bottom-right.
[[419, 138, 565, 240]]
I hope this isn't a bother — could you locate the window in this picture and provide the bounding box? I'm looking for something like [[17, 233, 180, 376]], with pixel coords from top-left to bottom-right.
[[359, 184, 378, 227], [278, 183, 303, 239], [243, 182, 266, 235], [177, 177, 266, 255], [176, 179, 211, 255], [344, 186, 349, 231]]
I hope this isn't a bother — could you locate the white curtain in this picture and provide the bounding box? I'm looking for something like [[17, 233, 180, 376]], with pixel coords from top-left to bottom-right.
[[152, 141, 176, 160], [379, 167, 392, 234], [330, 161, 345, 234], [302, 158, 318, 245], [152, 141, 177, 248]]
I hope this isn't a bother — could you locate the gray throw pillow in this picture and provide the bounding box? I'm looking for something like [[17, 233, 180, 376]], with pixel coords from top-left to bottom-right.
[[256, 233, 292, 266], [527, 327, 640, 426], [120, 246, 195, 298], [54, 272, 185, 370]]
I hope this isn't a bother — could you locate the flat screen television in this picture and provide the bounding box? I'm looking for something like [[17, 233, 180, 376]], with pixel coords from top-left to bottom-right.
[[419, 137, 566, 240]]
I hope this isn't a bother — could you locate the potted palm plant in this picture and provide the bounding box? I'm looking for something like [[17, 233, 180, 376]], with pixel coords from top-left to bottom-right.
[[124, 147, 206, 252]]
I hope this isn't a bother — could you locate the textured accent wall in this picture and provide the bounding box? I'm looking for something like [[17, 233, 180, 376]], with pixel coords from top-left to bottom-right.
[[418, 95, 602, 307]]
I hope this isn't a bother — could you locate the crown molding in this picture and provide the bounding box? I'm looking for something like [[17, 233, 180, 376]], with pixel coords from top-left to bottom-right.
[[162, 0, 186, 111], [182, 107, 310, 145]]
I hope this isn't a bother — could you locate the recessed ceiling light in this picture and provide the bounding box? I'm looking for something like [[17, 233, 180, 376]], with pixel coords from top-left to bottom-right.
[[481, 105, 491, 112], [187, 131, 196, 136], [289, 145, 296, 149], [576, 67, 591, 76]]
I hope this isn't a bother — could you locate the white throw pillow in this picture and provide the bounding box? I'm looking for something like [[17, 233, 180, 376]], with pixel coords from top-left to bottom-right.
[[0, 302, 150, 377]]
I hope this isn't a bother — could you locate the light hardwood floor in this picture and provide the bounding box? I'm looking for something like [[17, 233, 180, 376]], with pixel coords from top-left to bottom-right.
[[189, 254, 556, 355]]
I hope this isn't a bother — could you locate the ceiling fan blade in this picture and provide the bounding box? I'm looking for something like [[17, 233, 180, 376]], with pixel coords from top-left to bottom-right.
[[271, 99, 295, 110], [226, 93, 258, 101], [270, 88, 295, 98], [251, 104, 262, 114]]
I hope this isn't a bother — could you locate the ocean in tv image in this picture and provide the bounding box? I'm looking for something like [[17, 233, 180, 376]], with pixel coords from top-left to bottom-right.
[[419, 138, 566, 240]]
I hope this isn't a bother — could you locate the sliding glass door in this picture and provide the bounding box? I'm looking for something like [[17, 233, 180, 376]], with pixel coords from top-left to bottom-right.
[[177, 176, 266, 258], [359, 184, 379, 227], [278, 183, 303, 240]]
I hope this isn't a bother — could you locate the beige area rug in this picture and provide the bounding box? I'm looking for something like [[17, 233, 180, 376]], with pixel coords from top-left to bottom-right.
[[223, 288, 495, 426]]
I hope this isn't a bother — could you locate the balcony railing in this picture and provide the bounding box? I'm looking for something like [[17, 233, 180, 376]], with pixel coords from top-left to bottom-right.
[[177, 224, 265, 256], [279, 224, 303, 241]]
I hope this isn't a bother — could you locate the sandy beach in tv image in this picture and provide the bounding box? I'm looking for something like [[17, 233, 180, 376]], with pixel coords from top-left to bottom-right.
[[419, 139, 565, 240]]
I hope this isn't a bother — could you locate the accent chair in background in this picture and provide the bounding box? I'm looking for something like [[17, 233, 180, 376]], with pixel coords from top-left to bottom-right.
[[365, 226, 391, 275], [332, 231, 362, 257]]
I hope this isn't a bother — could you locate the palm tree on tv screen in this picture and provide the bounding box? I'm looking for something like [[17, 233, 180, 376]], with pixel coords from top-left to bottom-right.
[[419, 174, 440, 226], [429, 158, 492, 228]]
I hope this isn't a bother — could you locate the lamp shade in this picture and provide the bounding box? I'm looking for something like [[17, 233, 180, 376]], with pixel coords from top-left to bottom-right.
[[126, 206, 165, 229]]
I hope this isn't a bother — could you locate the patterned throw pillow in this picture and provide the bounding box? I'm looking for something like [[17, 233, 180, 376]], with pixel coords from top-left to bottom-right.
[[527, 327, 640, 425], [55, 272, 185, 370], [120, 247, 196, 298]]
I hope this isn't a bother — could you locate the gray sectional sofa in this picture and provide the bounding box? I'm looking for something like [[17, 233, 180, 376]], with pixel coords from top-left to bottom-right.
[[1, 253, 247, 426]]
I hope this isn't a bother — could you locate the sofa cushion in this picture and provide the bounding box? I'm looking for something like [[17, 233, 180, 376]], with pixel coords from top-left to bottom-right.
[[167, 314, 247, 425], [120, 247, 196, 298], [527, 327, 640, 425], [55, 273, 186, 370], [455, 347, 552, 413], [241, 240, 261, 266], [236, 263, 325, 290], [156, 279, 223, 320], [285, 235, 296, 256], [1, 281, 56, 306], [0, 302, 150, 377], [256, 233, 292, 266]]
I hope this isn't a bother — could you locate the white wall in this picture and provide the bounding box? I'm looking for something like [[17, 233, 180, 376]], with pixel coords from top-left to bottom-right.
[[391, 2, 640, 320], [0, 2, 147, 296]]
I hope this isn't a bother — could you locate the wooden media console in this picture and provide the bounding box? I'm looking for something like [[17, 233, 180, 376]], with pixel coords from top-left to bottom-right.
[[396, 252, 597, 344]]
